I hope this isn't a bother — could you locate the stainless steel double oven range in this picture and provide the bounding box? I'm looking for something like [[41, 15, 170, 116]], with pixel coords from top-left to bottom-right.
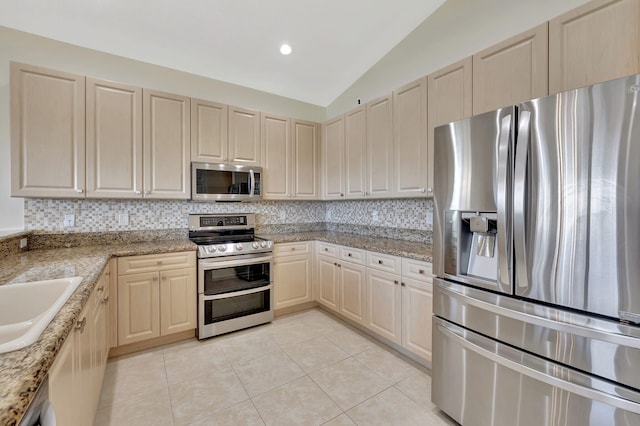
[[189, 214, 274, 339]]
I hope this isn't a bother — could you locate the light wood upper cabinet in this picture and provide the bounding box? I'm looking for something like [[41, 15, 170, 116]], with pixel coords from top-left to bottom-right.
[[292, 119, 319, 199], [427, 57, 473, 191], [322, 116, 345, 199], [262, 113, 291, 199], [143, 89, 190, 199], [190, 98, 228, 163], [549, 0, 640, 93], [473, 24, 549, 114], [86, 78, 143, 198], [229, 106, 261, 166], [10, 62, 86, 198], [344, 106, 367, 199], [366, 96, 394, 198], [393, 77, 429, 197]]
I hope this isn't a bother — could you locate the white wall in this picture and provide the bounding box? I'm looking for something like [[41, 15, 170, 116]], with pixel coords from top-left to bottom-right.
[[327, 0, 591, 117], [0, 26, 325, 231]]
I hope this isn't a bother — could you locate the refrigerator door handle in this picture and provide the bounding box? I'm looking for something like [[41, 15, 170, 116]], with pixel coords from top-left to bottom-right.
[[496, 114, 512, 292], [435, 318, 640, 414], [514, 110, 530, 290]]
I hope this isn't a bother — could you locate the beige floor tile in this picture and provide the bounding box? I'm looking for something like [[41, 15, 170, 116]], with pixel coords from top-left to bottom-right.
[[220, 330, 281, 364], [321, 414, 356, 425], [281, 336, 350, 373], [169, 366, 249, 425], [94, 386, 173, 426], [346, 387, 434, 426], [233, 350, 305, 396], [185, 400, 265, 426], [430, 409, 460, 426], [309, 357, 392, 410], [164, 340, 229, 385], [323, 327, 380, 355], [99, 352, 168, 408], [252, 376, 342, 426], [355, 348, 420, 383], [395, 372, 437, 410], [299, 310, 345, 335], [268, 320, 318, 346]]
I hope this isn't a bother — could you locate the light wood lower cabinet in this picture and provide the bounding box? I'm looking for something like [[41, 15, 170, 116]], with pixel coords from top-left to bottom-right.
[[338, 261, 367, 326], [366, 268, 402, 345], [317, 254, 340, 312], [49, 266, 110, 426], [273, 242, 313, 309], [116, 252, 196, 346], [401, 277, 433, 362]]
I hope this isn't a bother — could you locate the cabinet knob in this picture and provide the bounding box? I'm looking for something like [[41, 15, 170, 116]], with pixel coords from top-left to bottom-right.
[[102, 296, 110, 304], [134, 190, 141, 195], [401, 282, 406, 287], [97, 286, 104, 292], [291, 247, 295, 251], [324, 248, 328, 251], [419, 269, 425, 274], [153, 276, 158, 281], [340, 193, 344, 197], [75, 188, 84, 193], [427, 187, 433, 193], [162, 276, 166, 281], [334, 262, 337, 266], [347, 253, 352, 257], [378, 260, 383, 265], [338, 264, 341, 268], [75, 317, 87, 333], [394, 280, 398, 285], [157, 261, 163, 265]]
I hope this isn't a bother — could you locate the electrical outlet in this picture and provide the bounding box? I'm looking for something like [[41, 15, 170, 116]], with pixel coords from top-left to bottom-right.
[[372, 210, 379, 222], [426, 210, 433, 226], [63, 214, 75, 227], [279, 210, 286, 221], [118, 212, 129, 226], [19, 238, 27, 249]]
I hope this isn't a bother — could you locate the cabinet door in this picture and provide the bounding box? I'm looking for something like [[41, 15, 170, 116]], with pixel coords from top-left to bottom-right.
[[317, 255, 340, 312], [109, 258, 118, 349], [160, 267, 196, 336], [75, 305, 94, 425], [143, 89, 190, 199], [274, 254, 313, 309], [10, 62, 85, 197], [86, 78, 143, 198], [229, 106, 261, 166], [339, 261, 367, 326], [549, 0, 640, 93], [366, 269, 402, 344], [261, 113, 291, 199], [90, 284, 106, 413], [322, 116, 345, 199], [366, 96, 394, 198], [292, 119, 319, 199], [473, 24, 548, 115], [191, 98, 228, 163], [117, 271, 160, 345], [49, 330, 77, 426], [427, 58, 472, 192], [344, 106, 368, 198], [401, 277, 433, 362], [393, 77, 429, 197]]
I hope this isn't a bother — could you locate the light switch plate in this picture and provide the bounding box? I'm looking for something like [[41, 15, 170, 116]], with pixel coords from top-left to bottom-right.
[[63, 214, 75, 227]]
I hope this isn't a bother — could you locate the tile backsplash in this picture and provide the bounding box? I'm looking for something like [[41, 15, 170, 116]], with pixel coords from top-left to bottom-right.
[[24, 198, 434, 234]]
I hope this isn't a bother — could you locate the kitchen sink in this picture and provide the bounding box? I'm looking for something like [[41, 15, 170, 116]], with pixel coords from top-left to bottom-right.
[[0, 277, 83, 354]]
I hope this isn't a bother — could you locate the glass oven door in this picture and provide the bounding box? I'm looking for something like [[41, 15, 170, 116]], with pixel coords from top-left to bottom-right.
[[198, 254, 272, 295], [201, 285, 271, 325]]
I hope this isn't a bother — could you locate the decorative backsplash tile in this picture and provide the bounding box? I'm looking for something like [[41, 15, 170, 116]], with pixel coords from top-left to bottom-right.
[[23, 198, 435, 239]]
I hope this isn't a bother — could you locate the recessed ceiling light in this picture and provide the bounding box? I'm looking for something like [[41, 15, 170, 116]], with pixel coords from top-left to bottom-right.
[[280, 44, 292, 55]]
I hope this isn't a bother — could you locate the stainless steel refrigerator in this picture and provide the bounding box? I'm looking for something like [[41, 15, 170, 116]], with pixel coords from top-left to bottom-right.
[[432, 74, 640, 425]]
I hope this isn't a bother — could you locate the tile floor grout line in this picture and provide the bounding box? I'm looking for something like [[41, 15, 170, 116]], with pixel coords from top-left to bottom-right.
[[160, 352, 177, 426]]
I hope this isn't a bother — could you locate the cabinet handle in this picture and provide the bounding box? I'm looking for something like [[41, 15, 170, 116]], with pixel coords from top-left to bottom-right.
[[102, 296, 110, 304], [378, 260, 383, 265], [427, 187, 433, 193], [394, 280, 399, 285], [75, 188, 84, 193], [134, 190, 141, 195], [75, 317, 87, 333]]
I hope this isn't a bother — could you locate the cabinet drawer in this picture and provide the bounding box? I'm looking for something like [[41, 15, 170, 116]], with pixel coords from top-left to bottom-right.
[[117, 251, 196, 275], [317, 242, 337, 257], [367, 251, 402, 274], [339, 246, 365, 265], [274, 241, 312, 257], [402, 258, 433, 282]]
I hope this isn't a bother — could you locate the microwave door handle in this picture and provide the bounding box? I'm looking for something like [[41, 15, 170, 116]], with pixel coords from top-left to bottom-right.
[[514, 110, 530, 291], [249, 169, 255, 197], [497, 113, 512, 293]]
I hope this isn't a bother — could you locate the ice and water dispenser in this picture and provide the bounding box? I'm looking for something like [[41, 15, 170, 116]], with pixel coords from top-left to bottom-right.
[[444, 211, 499, 283]]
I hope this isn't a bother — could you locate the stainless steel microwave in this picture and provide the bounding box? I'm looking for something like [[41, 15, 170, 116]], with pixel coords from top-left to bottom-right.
[[191, 162, 262, 201]]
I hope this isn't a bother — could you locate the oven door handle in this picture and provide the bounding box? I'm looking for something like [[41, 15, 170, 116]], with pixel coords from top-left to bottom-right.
[[199, 254, 273, 269], [201, 284, 271, 300]]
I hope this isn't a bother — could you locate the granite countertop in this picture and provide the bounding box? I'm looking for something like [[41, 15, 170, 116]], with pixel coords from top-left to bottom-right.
[[259, 231, 432, 263], [0, 239, 196, 426]]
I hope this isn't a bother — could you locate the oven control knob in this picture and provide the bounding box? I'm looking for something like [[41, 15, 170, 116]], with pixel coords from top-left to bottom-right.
[[217, 245, 227, 252], [207, 246, 216, 253], [252, 242, 260, 249], [235, 243, 243, 251], [260, 241, 268, 248]]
